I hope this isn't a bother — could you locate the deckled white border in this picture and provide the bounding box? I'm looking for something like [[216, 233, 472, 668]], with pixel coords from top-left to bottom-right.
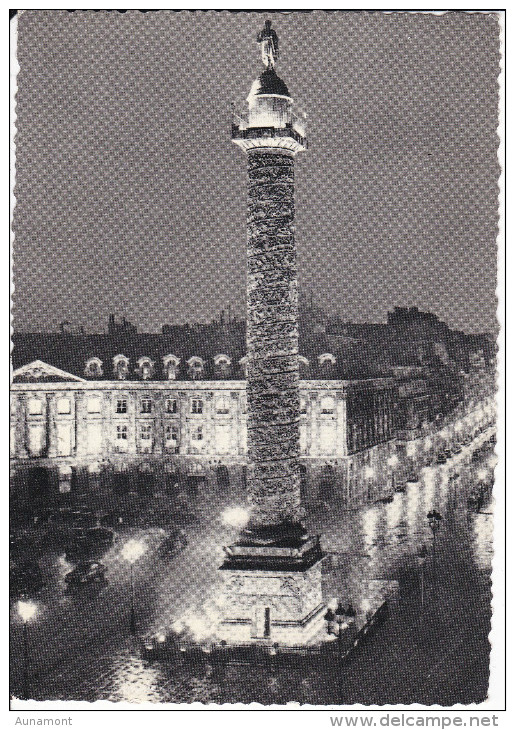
[[5, 2, 507, 721]]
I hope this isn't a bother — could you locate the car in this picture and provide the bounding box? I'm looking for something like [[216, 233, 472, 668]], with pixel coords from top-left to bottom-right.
[[65, 561, 106, 585], [489, 433, 497, 445], [68, 526, 115, 553], [10, 559, 45, 595], [159, 529, 188, 557], [452, 445, 462, 455], [394, 483, 406, 493], [436, 452, 447, 464], [443, 449, 452, 460], [406, 473, 419, 483]]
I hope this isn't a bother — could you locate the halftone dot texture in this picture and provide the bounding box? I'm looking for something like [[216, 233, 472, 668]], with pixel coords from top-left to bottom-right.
[[13, 10, 500, 335]]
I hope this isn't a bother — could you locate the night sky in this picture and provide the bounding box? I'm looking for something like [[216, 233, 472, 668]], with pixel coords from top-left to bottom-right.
[[12, 10, 500, 334]]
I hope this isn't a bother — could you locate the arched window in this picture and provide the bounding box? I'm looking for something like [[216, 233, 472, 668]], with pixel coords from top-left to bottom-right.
[[136, 357, 155, 380], [318, 353, 336, 368], [84, 357, 103, 378], [162, 355, 180, 381], [214, 354, 232, 378], [298, 355, 310, 375], [239, 356, 248, 378], [113, 355, 129, 381], [187, 357, 204, 380]]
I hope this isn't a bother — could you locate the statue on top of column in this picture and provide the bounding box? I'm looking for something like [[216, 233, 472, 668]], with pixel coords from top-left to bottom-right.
[[257, 20, 279, 69]]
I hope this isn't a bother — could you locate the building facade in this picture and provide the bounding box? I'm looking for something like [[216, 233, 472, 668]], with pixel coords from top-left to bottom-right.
[[10, 359, 398, 509]]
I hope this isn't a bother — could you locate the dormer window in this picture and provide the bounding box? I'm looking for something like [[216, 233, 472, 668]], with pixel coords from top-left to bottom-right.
[[136, 357, 155, 381], [318, 353, 336, 369], [239, 356, 248, 378], [113, 355, 129, 381], [163, 355, 180, 381], [214, 354, 232, 378], [187, 357, 204, 380], [84, 357, 103, 378]]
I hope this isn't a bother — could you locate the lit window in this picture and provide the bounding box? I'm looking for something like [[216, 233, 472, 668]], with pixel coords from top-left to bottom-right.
[[57, 398, 71, 414], [321, 396, 335, 415], [216, 396, 230, 414], [165, 398, 177, 414], [87, 397, 101, 414], [141, 398, 152, 414], [192, 425, 203, 441], [28, 398, 43, 416], [191, 399, 203, 414], [117, 425, 128, 440], [140, 424, 152, 440], [116, 399, 127, 414]]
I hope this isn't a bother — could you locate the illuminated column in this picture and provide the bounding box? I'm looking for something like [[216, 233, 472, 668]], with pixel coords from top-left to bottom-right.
[[219, 22, 325, 647]]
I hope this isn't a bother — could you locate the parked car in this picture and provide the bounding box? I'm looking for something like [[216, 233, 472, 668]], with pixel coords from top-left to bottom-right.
[[159, 528, 188, 558], [10, 559, 45, 595], [489, 433, 497, 445], [68, 526, 115, 554], [406, 473, 419, 483], [436, 452, 447, 464], [443, 449, 453, 460], [65, 561, 106, 585], [376, 494, 394, 504]]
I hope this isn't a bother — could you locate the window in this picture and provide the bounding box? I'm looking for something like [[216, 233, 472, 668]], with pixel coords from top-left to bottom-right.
[[117, 425, 128, 440], [216, 396, 230, 414], [116, 399, 127, 414], [113, 356, 129, 380], [141, 398, 152, 414], [87, 396, 102, 414], [165, 398, 177, 414], [192, 425, 203, 441], [321, 396, 335, 415], [191, 399, 203, 414], [140, 424, 152, 440], [165, 423, 179, 445], [84, 358, 103, 377], [300, 397, 307, 415], [57, 398, 71, 415], [28, 398, 43, 416]]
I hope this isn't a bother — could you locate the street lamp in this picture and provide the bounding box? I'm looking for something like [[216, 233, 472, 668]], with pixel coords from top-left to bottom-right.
[[121, 539, 146, 635], [17, 600, 38, 700], [427, 510, 442, 579], [416, 545, 428, 610]]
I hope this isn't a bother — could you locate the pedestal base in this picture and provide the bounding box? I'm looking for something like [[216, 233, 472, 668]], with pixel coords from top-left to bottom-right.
[[218, 529, 326, 646]]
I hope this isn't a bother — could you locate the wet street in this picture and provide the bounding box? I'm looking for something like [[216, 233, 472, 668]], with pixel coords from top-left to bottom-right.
[[10, 429, 496, 705]]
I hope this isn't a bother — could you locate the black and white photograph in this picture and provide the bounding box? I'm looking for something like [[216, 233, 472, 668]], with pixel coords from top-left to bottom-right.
[[8, 8, 504, 712]]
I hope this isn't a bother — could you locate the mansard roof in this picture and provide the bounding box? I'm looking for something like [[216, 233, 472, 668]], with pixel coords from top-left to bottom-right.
[[11, 327, 389, 382]]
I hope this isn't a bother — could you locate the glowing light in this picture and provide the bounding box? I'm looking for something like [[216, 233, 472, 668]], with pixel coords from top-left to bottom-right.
[[455, 421, 463, 432], [406, 442, 417, 457], [387, 454, 399, 468], [17, 600, 37, 624], [221, 506, 249, 529], [121, 538, 146, 564], [477, 468, 488, 482], [364, 466, 375, 479]]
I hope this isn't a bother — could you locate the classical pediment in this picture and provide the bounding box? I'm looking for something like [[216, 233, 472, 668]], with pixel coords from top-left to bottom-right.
[[12, 360, 86, 383]]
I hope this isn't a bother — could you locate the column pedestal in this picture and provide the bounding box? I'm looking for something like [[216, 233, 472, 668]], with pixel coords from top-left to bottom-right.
[[219, 524, 326, 646]]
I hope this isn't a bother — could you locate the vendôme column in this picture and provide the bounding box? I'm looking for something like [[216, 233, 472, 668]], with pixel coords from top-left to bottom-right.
[[218, 22, 325, 647]]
